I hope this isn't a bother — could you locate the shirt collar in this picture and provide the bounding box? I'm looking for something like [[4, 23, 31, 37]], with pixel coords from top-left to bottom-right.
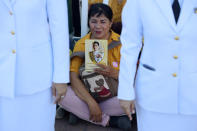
[[87, 30, 120, 42]]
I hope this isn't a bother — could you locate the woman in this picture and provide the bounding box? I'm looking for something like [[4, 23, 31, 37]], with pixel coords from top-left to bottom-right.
[[0, 0, 69, 131], [60, 3, 132, 130]]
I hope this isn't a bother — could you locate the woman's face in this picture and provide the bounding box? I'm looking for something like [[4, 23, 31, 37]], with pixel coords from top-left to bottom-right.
[[93, 43, 99, 51], [89, 14, 112, 39]]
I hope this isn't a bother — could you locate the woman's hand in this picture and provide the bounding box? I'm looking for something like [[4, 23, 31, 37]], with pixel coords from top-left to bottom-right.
[[88, 101, 102, 122], [52, 82, 67, 104], [71, 72, 103, 122], [94, 64, 119, 79]]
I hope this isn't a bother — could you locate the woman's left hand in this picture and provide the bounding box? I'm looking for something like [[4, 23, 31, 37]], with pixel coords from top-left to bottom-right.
[[94, 64, 119, 79], [52, 82, 67, 104]]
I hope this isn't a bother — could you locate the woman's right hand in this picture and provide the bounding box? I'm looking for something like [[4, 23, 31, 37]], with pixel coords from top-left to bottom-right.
[[88, 101, 102, 122], [71, 72, 103, 122]]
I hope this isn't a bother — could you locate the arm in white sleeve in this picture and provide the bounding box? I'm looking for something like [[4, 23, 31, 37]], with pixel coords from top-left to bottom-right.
[[118, 0, 143, 100], [47, 0, 70, 83]]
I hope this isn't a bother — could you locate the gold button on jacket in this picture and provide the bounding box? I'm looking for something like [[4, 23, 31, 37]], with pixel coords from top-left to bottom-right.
[[11, 31, 15, 35], [12, 50, 16, 54], [174, 36, 179, 40], [173, 56, 178, 59], [172, 73, 177, 77]]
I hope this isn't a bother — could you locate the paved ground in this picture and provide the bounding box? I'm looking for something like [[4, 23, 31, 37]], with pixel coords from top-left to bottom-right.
[[55, 112, 137, 131]]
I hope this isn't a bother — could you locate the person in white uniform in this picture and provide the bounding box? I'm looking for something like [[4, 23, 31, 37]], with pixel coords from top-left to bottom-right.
[[0, 0, 70, 131], [118, 0, 197, 131]]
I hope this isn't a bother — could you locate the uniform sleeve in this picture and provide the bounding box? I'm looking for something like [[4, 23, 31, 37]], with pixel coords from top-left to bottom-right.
[[47, 0, 70, 83], [118, 0, 143, 100]]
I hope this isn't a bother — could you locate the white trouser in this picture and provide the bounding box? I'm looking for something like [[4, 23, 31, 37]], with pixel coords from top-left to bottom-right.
[[0, 88, 56, 131], [136, 104, 197, 131]]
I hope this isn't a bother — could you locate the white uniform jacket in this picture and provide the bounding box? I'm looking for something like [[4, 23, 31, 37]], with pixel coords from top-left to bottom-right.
[[0, 0, 70, 98], [118, 0, 197, 115]]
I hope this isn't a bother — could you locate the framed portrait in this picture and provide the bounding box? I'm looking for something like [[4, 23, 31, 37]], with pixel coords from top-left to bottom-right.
[[85, 39, 108, 72]]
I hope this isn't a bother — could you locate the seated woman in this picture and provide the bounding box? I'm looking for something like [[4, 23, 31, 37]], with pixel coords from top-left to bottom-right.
[[60, 3, 132, 130]]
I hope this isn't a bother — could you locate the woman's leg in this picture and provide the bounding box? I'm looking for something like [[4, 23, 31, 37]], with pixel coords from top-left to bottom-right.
[[99, 97, 125, 116], [59, 86, 110, 126], [99, 97, 132, 130]]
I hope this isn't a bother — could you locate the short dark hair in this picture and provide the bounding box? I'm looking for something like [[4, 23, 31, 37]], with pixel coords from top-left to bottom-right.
[[88, 3, 113, 26], [93, 41, 99, 46]]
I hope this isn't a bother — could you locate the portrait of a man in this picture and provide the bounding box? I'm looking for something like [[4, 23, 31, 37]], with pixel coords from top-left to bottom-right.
[[89, 41, 104, 63]]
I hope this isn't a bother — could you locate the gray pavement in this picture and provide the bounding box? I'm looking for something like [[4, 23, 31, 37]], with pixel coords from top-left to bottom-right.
[[55, 112, 137, 131]]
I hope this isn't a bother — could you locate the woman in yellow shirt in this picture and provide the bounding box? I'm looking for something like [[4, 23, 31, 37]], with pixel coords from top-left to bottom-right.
[[60, 3, 132, 130]]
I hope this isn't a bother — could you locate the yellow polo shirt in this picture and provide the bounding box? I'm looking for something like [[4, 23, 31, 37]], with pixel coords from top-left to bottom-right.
[[70, 31, 121, 73], [88, 0, 102, 5]]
